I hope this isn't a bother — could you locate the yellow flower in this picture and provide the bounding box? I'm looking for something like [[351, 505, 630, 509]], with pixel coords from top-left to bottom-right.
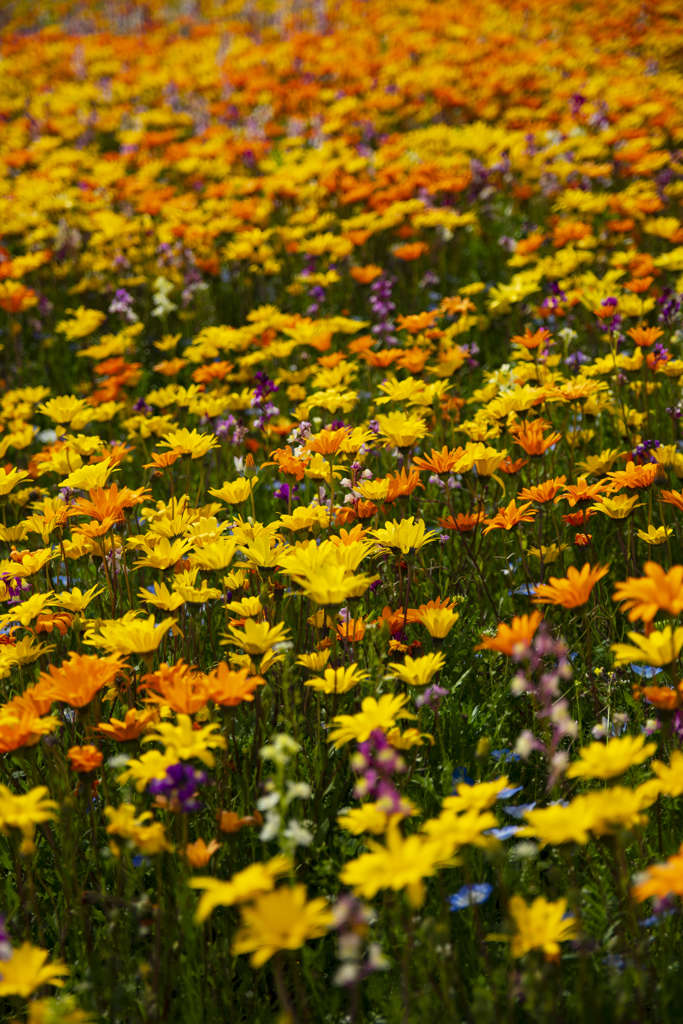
[[139, 582, 186, 612], [388, 652, 445, 686], [566, 735, 657, 780], [443, 777, 510, 813], [300, 566, 377, 606], [142, 713, 227, 767], [0, 592, 55, 629], [117, 750, 177, 792], [521, 797, 601, 846], [208, 477, 255, 504], [0, 466, 29, 495], [611, 625, 683, 667], [189, 537, 238, 571], [0, 943, 69, 997], [61, 457, 118, 491], [232, 884, 333, 967], [328, 694, 416, 748], [590, 494, 643, 520], [55, 306, 106, 340], [371, 517, 439, 555], [376, 411, 429, 448], [55, 585, 105, 614], [189, 855, 293, 922], [158, 428, 220, 460], [637, 524, 673, 546], [652, 750, 683, 797], [416, 606, 460, 638], [225, 618, 289, 655], [337, 803, 413, 835], [0, 785, 58, 850], [421, 806, 497, 862], [85, 614, 177, 656], [37, 394, 91, 425], [304, 663, 368, 694], [340, 825, 441, 907], [504, 896, 578, 960], [134, 537, 193, 570]]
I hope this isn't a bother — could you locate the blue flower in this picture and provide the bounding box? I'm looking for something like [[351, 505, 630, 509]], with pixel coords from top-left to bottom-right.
[[449, 883, 493, 911], [452, 766, 474, 788], [497, 785, 523, 800], [485, 826, 521, 840], [503, 802, 536, 819], [491, 749, 520, 763]]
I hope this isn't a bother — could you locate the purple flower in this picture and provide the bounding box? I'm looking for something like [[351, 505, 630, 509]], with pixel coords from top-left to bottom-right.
[[416, 684, 449, 710], [149, 763, 207, 813], [0, 915, 11, 961]]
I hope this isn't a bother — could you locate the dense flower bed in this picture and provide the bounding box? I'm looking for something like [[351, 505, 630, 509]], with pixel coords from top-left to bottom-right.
[[1, 1, 683, 1021]]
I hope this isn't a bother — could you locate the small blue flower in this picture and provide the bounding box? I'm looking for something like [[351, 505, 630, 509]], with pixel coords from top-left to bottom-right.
[[491, 749, 521, 764], [503, 802, 536, 819], [497, 785, 523, 800], [452, 766, 474, 788], [449, 883, 493, 911], [485, 826, 521, 840]]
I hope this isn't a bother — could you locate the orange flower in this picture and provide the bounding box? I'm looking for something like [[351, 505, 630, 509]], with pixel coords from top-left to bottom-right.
[[511, 419, 562, 457], [185, 837, 221, 867], [562, 508, 594, 527], [305, 428, 348, 456], [265, 446, 308, 481], [336, 618, 366, 643], [363, 348, 402, 368], [574, 533, 592, 547], [440, 295, 476, 315], [191, 361, 234, 383], [0, 709, 58, 754], [633, 683, 683, 711], [437, 511, 486, 532], [350, 265, 383, 284], [375, 605, 408, 635], [35, 611, 73, 636], [3, 680, 54, 718], [518, 476, 567, 504], [395, 310, 439, 333], [217, 810, 261, 833], [0, 281, 38, 313], [413, 446, 465, 474], [41, 653, 123, 708], [385, 468, 423, 499], [632, 844, 683, 902], [96, 708, 159, 741], [475, 611, 543, 655], [67, 745, 103, 774], [483, 499, 536, 535], [612, 563, 683, 623], [73, 483, 150, 524], [607, 461, 657, 490], [393, 242, 429, 261], [661, 489, 683, 513], [627, 325, 664, 348], [510, 327, 552, 350], [141, 660, 209, 714], [623, 277, 653, 293], [533, 563, 609, 609], [555, 477, 610, 507], [499, 456, 528, 475], [143, 452, 181, 470], [204, 662, 265, 707]]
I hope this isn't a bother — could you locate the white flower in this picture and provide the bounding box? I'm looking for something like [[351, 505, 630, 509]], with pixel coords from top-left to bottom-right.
[[283, 819, 313, 847], [256, 791, 281, 812], [285, 781, 311, 805], [259, 812, 281, 842]]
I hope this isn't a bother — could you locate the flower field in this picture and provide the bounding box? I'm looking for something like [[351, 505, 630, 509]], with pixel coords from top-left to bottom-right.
[[3, 0, 683, 1020]]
